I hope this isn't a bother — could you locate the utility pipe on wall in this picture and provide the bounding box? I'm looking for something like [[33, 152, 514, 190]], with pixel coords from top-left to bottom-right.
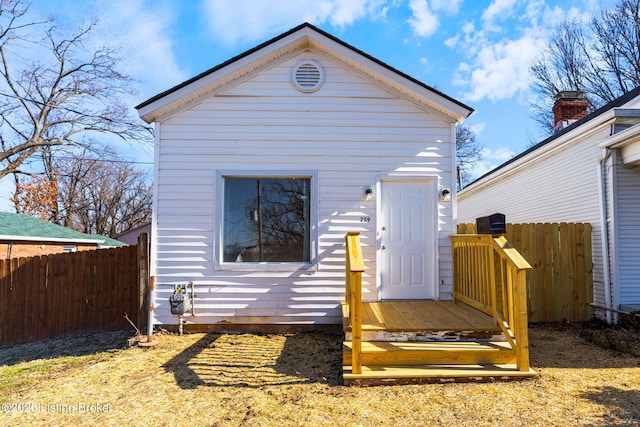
[[597, 148, 614, 323], [147, 276, 155, 342]]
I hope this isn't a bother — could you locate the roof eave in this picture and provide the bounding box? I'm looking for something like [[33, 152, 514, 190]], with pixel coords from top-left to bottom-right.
[[460, 108, 622, 194], [136, 23, 473, 124], [460, 88, 640, 193], [0, 235, 104, 244], [600, 121, 640, 149]]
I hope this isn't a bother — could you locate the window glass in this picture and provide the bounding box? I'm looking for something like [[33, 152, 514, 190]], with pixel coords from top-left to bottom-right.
[[223, 177, 310, 262]]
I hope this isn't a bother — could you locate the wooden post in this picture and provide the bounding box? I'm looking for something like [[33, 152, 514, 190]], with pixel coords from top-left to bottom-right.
[[137, 233, 150, 331], [514, 269, 530, 371], [345, 232, 364, 375], [351, 270, 362, 374], [488, 236, 498, 322], [147, 276, 155, 343]]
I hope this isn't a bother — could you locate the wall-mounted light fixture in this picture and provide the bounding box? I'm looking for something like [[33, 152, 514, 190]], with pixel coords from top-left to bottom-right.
[[364, 187, 374, 201], [440, 188, 452, 201]]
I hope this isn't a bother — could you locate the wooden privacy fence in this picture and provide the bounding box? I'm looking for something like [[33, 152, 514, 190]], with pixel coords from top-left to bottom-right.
[[0, 234, 150, 345], [457, 223, 593, 322]]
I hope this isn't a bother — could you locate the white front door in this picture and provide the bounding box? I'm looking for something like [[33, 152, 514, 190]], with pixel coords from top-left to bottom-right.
[[379, 180, 436, 300]]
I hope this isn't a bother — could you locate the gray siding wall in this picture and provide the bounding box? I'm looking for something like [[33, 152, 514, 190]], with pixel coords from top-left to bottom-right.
[[152, 52, 456, 326], [613, 155, 640, 306]]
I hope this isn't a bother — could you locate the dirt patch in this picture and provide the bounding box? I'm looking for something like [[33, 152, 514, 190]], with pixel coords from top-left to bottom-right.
[[577, 314, 640, 357], [1, 324, 639, 427]]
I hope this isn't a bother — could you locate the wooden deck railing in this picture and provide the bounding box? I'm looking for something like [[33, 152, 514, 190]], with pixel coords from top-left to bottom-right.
[[345, 232, 364, 374], [451, 234, 533, 372]]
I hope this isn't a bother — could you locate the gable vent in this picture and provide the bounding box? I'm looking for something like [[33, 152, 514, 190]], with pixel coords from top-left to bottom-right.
[[292, 60, 324, 93]]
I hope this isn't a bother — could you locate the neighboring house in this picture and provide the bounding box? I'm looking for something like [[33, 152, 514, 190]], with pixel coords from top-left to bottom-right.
[[115, 223, 151, 245], [0, 212, 126, 259], [458, 88, 640, 322], [136, 23, 473, 328]]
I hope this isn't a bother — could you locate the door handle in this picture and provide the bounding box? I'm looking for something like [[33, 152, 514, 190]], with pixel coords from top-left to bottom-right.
[[381, 245, 386, 250]]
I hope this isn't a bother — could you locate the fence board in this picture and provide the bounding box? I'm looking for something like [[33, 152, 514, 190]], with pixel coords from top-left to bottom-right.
[[38, 256, 49, 341], [0, 260, 6, 343], [26, 256, 37, 342], [45, 254, 56, 340], [14, 258, 24, 343], [458, 223, 593, 322], [0, 238, 150, 345], [85, 250, 98, 333], [64, 254, 74, 337]]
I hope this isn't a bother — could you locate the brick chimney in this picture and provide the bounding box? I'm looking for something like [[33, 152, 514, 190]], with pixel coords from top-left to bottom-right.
[[553, 90, 588, 131]]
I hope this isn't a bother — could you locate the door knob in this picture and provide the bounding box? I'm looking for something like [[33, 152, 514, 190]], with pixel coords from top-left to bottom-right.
[[381, 245, 386, 250]]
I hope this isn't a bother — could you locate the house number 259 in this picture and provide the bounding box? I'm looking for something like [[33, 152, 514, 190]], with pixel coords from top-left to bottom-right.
[[360, 217, 371, 222]]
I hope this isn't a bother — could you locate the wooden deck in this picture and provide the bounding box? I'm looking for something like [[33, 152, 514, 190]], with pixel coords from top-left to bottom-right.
[[342, 301, 537, 385], [343, 300, 499, 332]]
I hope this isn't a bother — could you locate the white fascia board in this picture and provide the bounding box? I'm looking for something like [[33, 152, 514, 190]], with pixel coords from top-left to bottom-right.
[[601, 122, 640, 165], [138, 31, 308, 123], [460, 109, 620, 198], [0, 235, 103, 244], [139, 26, 472, 125], [306, 31, 472, 122], [600, 121, 640, 149]]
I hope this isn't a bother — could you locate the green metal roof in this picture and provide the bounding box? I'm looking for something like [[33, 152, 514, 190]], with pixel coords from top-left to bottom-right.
[[87, 234, 128, 247], [0, 212, 127, 246]]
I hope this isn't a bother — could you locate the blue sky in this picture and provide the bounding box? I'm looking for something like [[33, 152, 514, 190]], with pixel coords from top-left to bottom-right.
[[0, 0, 618, 209]]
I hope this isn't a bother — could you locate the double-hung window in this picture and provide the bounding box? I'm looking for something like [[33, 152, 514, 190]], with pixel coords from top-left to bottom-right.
[[219, 173, 314, 268]]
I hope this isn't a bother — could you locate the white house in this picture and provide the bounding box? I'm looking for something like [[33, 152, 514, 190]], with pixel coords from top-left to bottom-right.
[[136, 23, 473, 329], [458, 88, 640, 322]]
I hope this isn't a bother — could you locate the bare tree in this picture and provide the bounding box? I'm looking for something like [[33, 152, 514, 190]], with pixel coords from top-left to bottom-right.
[[14, 146, 152, 237], [456, 124, 483, 189], [57, 148, 152, 237], [529, 20, 593, 132], [0, 0, 150, 181], [530, 0, 640, 134]]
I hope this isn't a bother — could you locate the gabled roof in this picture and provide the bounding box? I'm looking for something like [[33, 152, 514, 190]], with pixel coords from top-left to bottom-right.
[[463, 85, 640, 190], [0, 212, 126, 246], [136, 22, 473, 123]]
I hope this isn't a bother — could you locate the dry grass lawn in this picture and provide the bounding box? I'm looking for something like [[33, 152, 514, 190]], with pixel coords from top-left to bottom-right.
[[1, 323, 639, 426]]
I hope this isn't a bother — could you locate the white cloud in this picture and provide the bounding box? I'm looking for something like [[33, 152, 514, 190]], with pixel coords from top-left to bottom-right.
[[101, 1, 188, 95], [24, 0, 187, 98], [469, 121, 486, 136], [486, 146, 517, 162], [460, 32, 546, 102], [448, 1, 594, 103], [465, 146, 517, 182], [201, 0, 388, 45], [406, 0, 462, 39], [407, 0, 439, 37], [482, 0, 517, 24], [444, 34, 459, 48], [431, 0, 463, 14]]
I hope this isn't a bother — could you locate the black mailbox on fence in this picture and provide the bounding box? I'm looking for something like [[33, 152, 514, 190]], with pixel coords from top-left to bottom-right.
[[476, 213, 506, 234]]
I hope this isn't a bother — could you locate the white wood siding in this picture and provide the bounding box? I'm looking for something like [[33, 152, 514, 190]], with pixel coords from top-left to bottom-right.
[[153, 52, 456, 326], [458, 129, 608, 307], [613, 158, 640, 306]]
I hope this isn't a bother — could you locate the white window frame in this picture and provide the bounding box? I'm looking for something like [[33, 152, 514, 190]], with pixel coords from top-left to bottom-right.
[[214, 170, 318, 271]]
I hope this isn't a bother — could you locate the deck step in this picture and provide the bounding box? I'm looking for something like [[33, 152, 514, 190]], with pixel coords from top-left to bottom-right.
[[343, 364, 537, 386], [343, 341, 517, 366]]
